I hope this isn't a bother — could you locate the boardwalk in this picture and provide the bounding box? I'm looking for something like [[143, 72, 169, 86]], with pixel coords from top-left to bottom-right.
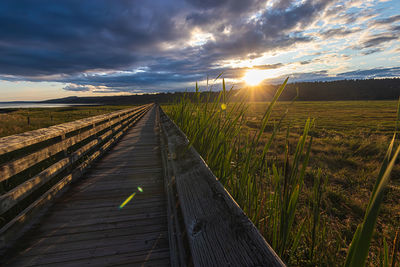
[[1, 105, 285, 266], [4, 107, 170, 266]]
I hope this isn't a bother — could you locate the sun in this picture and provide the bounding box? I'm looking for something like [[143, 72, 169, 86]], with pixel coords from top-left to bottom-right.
[[242, 69, 267, 86]]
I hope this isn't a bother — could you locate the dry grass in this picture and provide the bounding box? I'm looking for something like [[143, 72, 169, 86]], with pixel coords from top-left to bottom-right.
[[0, 106, 134, 138]]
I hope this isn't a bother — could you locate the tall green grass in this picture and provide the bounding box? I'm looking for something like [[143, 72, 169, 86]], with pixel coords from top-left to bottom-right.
[[166, 78, 318, 262], [165, 78, 400, 266]]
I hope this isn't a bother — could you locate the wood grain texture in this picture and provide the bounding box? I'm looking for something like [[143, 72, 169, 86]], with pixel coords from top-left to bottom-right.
[[159, 107, 285, 267], [2, 106, 170, 266]]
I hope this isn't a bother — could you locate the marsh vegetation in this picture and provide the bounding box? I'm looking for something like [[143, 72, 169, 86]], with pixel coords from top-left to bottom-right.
[[164, 80, 400, 266]]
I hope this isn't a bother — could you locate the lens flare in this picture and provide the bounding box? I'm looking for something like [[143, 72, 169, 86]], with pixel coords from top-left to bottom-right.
[[119, 192, 136, 209], [137, 187, 143, 192]]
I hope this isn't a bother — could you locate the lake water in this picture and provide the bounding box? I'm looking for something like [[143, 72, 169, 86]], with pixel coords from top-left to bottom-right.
[[0, 103, 96, 109]]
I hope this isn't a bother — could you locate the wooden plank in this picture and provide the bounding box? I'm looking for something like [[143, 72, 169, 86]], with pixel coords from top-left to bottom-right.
[[42, 204, 166, 219], [19, 231, 169, 257], [37, 213, 167, 232], [29, 221, 168, 239], [8, 244, 170, 266], [54, 197, 166, 211], [17, 229, 168, 248], [159, 107, 285, 267]]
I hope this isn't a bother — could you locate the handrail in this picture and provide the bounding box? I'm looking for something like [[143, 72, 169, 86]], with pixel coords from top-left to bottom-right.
[[0, 104, 153, 251], [158, 106, 285, 267], [0, 105, 147, 156]]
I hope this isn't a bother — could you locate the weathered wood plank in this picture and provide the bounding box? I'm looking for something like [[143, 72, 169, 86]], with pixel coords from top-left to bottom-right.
[[19, 231, 169, 257], [38, 213, 168, 232], [9, 245, 170, 266], [17, 229, 168, 248], [54, 197, 166, 210], [159, 107, 285, 267]]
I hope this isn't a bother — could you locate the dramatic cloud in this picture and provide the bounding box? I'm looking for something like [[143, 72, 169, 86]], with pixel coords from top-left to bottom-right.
[[0, 0, 189, 76], [0, 0, 399, 97]]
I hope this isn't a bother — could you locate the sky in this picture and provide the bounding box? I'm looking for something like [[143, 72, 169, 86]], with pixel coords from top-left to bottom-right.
[[0, 0, 399, 101]]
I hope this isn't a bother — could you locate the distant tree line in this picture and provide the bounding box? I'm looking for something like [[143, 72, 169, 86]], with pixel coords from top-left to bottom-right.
[[43, 78, 400, 104], [278, 78, 400, 101]]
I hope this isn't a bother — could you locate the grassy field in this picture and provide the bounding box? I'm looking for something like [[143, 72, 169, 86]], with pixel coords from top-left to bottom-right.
[[1, 100, 399, 266], [164, 89, 400, 266], [247, 101, 400, 264], [0, 105, 134, 138]]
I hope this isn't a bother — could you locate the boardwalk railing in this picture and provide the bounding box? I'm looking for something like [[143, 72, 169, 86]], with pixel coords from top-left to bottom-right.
[[0, 104, 152, 251], [158, 107, 285, 266]]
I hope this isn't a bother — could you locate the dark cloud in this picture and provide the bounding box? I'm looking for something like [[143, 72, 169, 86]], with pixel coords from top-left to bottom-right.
[[372, 15, 400, 25], [272, 0, 295, 10], [185, 0, 264, 26], [362, 48, 382, 56], [319, 27, 359, 38], [300, 60, 312, 65], [392, 25, 400, 32], [362, 35, 398, 48], [63, 84, 91, 92], [337, 67, 400, 79], [0, 0, 189, 76], [258, 0, 332, 36], [269, 67, 400, 83]]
